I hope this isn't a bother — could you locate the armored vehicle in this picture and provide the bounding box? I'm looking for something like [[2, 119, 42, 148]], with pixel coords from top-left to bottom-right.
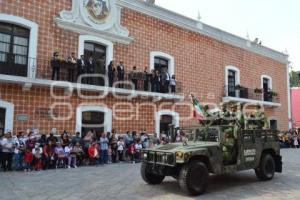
[[140, 126, 282, 196]]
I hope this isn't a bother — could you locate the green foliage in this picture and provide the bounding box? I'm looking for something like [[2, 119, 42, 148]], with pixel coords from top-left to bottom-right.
[[290, 70, 300, 87]]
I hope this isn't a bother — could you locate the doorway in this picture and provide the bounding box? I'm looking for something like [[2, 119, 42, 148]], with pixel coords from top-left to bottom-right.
[[84, 42, 106, 85], [0, 108, 5, 135], [81, 111, 104, 139], [160, 115, 173, 135]]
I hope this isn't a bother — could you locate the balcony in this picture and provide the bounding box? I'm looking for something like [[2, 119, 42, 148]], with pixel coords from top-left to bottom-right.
[[0, 57, 184, 100], [223, 85, 281, 107]]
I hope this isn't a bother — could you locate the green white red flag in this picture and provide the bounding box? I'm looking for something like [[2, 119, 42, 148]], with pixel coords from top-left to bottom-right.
[[190, 94, 204, 121]]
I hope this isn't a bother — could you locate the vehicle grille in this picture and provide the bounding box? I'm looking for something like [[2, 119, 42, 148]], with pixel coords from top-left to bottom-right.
[[146, 151, 175, 166]]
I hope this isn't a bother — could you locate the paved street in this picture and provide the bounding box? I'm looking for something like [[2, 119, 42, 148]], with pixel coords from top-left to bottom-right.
[[0, 149, 299, 200]]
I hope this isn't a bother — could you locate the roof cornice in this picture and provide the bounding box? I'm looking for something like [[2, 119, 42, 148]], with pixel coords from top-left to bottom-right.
[[117, 0, 289, 64]]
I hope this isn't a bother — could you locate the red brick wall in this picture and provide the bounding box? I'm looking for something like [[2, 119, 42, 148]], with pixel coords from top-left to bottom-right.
[[0, 1, 289, 133]]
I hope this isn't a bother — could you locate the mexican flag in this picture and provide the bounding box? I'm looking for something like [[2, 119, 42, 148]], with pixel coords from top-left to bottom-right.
[[191, 94, 205, 121]]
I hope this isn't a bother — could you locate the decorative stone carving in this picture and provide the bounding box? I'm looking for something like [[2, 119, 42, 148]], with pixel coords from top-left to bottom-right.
[[55, 0, 133, 44]]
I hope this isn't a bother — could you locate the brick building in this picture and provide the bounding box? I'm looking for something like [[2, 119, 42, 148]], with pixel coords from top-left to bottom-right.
[[0, 0, 291, 136]]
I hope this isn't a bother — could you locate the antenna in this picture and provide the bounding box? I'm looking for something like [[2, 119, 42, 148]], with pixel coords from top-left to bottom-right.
[[197, 10, 201, 21]]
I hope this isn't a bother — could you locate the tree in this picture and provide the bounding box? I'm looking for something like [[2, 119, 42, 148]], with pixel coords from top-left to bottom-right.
[[290, 70, 300, 87]]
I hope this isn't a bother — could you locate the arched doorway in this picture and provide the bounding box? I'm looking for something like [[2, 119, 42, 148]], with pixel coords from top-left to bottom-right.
[[76, 105, 112, 137], [155, 110, 179, 137]]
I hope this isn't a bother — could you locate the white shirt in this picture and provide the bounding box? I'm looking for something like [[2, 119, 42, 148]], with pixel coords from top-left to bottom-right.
[[117, 141, 124, 151], [135, 143, 143, 151]]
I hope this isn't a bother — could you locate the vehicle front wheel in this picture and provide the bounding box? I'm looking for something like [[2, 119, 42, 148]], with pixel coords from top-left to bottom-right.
[[255, 154, 275, 181], [141, 163, 165, 184], [178, 161, 209, 196]]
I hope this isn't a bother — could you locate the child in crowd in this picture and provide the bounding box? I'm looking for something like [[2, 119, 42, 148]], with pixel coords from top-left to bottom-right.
[[23, 148, 33, 172], [127, 143, 135, 164], [55, 143, 66, 168], [134, 140, 143, 162], [32, 143, 43, 171], [117, 137, 125, 161], [69, 143, 78, 168], [88, 142, 99, 165], [107, 145, 112, 164], [64, 144, 71, 168]]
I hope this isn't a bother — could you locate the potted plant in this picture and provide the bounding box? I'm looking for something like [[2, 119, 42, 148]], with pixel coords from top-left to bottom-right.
[[254, 88, 263, 94]]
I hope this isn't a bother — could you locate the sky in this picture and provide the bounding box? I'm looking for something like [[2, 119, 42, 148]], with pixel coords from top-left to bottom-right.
[[155, 0, 300, 71]]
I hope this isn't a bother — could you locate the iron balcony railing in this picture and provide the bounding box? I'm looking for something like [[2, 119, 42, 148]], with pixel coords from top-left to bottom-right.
[[0, 56, 182, 95], [224, 85, 280, 103]]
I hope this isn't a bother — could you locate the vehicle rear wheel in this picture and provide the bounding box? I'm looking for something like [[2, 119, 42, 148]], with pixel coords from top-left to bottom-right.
[[255, 154, 275, 181], [178, 160, 209, 196], [141, 163, 165, 184]]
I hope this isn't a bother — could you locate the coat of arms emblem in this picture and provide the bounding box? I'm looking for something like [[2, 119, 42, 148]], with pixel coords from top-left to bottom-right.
[[85, 0, 110, 23]]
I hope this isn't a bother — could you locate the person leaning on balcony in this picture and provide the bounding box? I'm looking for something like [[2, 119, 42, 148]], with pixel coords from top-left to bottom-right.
[[51, 52, 61, 80], [107, 61, 115, 87], [66, 52, 77, 82], [117, 61, 125, 87], [130, 66, 138, 90], [77, 55, 86, 83], [170, 75, 176, 93], [87, 56, 95, 85]]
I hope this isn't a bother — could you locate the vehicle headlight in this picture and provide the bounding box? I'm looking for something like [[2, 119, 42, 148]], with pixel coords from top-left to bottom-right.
[[142, 152, 148, 159], [176, 151, 184, 159]]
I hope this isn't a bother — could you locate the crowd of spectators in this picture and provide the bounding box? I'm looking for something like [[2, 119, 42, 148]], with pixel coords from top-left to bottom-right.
[[278, 128, 300, 148], [0, 129, 167, 172]]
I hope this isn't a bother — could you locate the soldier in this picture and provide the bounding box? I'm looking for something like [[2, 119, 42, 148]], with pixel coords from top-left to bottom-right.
[[219, 103, 231, 125], [253, 104, 269, 129], [222, 129, 237, 165]]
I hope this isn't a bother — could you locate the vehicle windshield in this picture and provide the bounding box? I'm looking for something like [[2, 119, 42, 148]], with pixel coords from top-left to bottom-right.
[[180, 127, 220, 142]]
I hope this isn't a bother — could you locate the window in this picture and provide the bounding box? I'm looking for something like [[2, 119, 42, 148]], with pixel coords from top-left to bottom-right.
[[225, 66, 240, 97], [150, 52, 175, 76], [0, 22, 30, 77], [270, 119, 278, 130], [154, 57, 168, 74], [261, 75, 272, 102]]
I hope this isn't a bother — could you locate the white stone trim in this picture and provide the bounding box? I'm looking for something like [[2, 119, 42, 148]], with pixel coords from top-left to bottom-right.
[[260, 75, 273, 90], [75, 104, 112, 136], [78, 35, 114, 69], [150, 51, 175, 76], [0, 14, 38, 78], [222, 96, 281, 107], [0, 100, 14, 132], [286, 65, 292, 129], [117, 0, 288, 64], [224, 66, 240, 96], [155, 110, 179, 137]]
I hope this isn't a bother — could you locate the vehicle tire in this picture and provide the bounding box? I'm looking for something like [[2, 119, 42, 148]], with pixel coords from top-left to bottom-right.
[[178, 160, 209, 196], [141, 163, 165, 184], [255, 154, 275, 181]]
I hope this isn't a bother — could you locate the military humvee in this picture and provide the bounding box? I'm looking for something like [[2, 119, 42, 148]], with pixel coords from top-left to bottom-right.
[[140, 126, 282, 196]]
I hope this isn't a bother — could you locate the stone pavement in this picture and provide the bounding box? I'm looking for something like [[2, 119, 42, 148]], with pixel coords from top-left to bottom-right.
[[0, 149, 299, 200]]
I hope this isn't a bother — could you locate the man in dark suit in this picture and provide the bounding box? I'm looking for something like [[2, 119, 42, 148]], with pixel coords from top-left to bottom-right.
[[51, 52, 61, 80], [87, 56, 95, 85], [117, 61, 125, 88], [77, 55, 86, 84]]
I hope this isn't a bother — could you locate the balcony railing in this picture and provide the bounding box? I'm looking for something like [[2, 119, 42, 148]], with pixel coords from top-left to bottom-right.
[[1, 57, 182, 95], [224, 85, 280, 103]]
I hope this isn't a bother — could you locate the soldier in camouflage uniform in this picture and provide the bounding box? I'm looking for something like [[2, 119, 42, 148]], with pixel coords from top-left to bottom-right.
[[222, 128, 237, 164]]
